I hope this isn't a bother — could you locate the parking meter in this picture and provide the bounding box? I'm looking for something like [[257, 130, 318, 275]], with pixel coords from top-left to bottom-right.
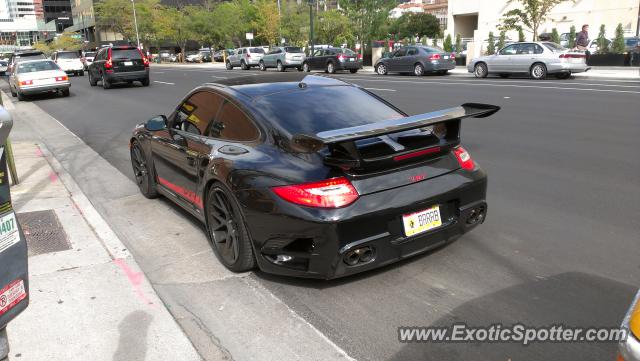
[[0, 107, 28, 360]]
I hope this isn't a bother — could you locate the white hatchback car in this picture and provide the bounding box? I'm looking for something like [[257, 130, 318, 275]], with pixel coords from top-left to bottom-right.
[[52, 50, 85, 76], [9, 59, 70, 100]]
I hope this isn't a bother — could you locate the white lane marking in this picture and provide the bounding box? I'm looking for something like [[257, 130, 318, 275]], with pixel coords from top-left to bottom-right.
[[346, 78, 640, 95], [504, 96, 511, 99], [364, 87, 396, 92], [153, 80, 175, 85], [211, 76, 227, 79], [153, 71, 165, 74]]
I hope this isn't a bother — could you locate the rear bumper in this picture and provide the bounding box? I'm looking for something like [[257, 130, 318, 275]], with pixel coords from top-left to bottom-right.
[[548, 62, 590, 74], [336, 61, 363, 70], [59, 64, 84, 72], [245, 167, 487, 279], [19, 82, 69, 94], [425, 60, 456, 71], [104, 69, 149, 82], [283, 59, 304, 67]]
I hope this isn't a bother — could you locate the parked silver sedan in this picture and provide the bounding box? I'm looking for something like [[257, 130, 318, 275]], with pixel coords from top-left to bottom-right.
[[468, 42, 589, 79], [259, 46, 305, 72]]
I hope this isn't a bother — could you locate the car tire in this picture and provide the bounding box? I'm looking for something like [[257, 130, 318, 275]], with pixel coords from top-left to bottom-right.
[[530, 63, 547, 80], [10, 86, 16, 97], [101, 73, 111, 89], [88, 71, 98, 86], [241, 60, 249, 70], [206, 182, 256, 272], [259, 61, 266, 71], [438, 70, 448, 75], [498, 73, 510, 78], [60, 88, 70, 97], [277, 61, 285, 72], [414, 63, 425, 76], [297, 66, 303, 71], [326, 62, 335, 74], [350, 69, 358, 73], [17, 92, 24, 101], [474, 62, 488, 78], [141, 77, 150, 86], [130, 140, 158, 199], [376, 63, 387, 75], [226, 61, 233, 70], [302, 62, 310, 72], [555, 72, 571, 79]]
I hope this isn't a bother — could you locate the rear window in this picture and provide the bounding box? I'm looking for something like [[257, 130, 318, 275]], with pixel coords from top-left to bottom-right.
[[337, 48, 356, 55], [17, 60, 59, 73], [112, 48, 142, 60], [57, 52, 79, 59], [543, 42, 565, 52], [15, 53, 45, 62], [249, 48, 265, 54], [253, 86, 402, 135], [285, 47, 303, 53], [420, 47, 442, 53]]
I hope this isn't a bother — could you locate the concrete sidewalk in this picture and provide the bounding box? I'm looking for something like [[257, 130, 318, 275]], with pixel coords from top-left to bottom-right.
[[3, 106, 202, 359]]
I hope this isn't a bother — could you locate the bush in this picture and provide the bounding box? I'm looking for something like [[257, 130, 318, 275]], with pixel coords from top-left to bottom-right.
[[497, 31, 506, 50], [596, 24, 609, 53], [612, 23, 625, 53], [518, 28, 525, 42], [443, 34, 452, 52], [551, 28, 560, 44], [486, 32, 495, 55], [455, 33, 462, 54], [568, 25, 576, 48]]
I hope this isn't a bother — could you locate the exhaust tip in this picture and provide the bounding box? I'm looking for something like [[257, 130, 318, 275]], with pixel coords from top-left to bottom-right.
[[343, 246, 375, 266]]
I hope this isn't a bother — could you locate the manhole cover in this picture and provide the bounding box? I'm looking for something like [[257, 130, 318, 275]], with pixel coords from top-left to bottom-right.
[[16, 210, 70, 256]]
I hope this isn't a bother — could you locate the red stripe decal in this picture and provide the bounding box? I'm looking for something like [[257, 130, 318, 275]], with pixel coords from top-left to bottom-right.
[[393, 146, 441, 162], [157, 176, 203, 209]]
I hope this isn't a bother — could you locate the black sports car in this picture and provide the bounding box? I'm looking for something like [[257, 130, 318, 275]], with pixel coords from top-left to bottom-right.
[[129, 73, 499, 279]]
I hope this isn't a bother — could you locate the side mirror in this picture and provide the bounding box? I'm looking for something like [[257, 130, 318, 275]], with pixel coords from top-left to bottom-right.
[[145, 115, 167, 131]]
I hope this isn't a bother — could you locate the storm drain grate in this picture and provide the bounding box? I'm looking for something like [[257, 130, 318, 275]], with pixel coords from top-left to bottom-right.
[[17, 210, 71, 256]]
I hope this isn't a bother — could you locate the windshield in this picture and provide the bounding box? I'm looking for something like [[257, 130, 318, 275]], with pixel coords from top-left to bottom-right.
[[543, 42, 565, 52], [57, 52, 79, 59], [284, 47, 303, 53], [249, 48, 265, 54], [253, 86, 402, 135], [17, 60, 60, 73], [112, 49, 142, 60]]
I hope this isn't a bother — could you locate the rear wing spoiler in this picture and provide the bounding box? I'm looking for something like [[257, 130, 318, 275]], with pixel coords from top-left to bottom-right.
[[292, 103, 500, 153]]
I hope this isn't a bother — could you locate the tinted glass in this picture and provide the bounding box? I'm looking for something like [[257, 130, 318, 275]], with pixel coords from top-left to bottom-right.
[[174, 91, 223, 136], [57, 52, 79, 59], [420, 47, 441, 53], [254, 86, 403, 135], [112, 49, 142, 60], [15, 53, 45, 62], [543, 42, 565, 51], [338, 48, 356, 55], [212, 102, 259, 141], [17, 60, 59, 73], [249, 48, 265, 53], [517, 44, 537, 54], [394, 48, 407, 57], [285, 47, 303, 53], [312, 49, 323, 56], [500, 44, 519, 55]]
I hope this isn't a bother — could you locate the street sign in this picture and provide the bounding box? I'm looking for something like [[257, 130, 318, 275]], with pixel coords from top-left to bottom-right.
[[0, 107, 28, 361], [245, 33, 254, 40], [70, 34, 82, 39]]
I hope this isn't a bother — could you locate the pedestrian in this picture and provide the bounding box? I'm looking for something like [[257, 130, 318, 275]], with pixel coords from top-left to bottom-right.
[[576, 24, 589, 51]]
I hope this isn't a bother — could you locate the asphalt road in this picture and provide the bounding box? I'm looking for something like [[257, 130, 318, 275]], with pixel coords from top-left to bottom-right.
[[5, 66, 640, 361]]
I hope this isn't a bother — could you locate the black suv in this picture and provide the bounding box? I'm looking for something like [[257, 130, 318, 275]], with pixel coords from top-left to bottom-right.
[[302, 47, 362, 74], [88, 46, 149, 89]]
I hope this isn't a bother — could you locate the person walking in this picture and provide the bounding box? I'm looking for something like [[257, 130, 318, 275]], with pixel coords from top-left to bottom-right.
[[576, 24, 589, 51]]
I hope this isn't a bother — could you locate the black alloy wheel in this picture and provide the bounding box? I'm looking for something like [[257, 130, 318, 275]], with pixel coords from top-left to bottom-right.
[[130, 141, 158, 198]]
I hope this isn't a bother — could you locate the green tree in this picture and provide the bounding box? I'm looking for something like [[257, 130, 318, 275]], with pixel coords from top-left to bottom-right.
[[568, 25, 576, 48], [596, 24, 608, 53], [518, 28, 526, 42], [500, 0, 573, 41], [393, 12, 440, 40], [486, 31, 495, 55], [443, 34, 452, 52], [95, 0, 159, 47], [317, 10, 353, 46], [156, 6, 194, 62], [551, 28, 560, 43], [187, 5, 224, 55], [611, 23, 625, 53], [339, 0, 396, 57], [280, 2, 308, 46], [253, 0, 280, 46], [497, 30, 506, 50], [455, 33, 462, 54], [212, 0, 256, 47]]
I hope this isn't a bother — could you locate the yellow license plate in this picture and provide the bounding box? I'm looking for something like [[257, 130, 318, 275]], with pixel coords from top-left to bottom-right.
[[402, 205, 442, 237]]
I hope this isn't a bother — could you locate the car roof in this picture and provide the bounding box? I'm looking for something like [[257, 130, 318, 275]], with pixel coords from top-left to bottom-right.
[[206, 73, 351, 99], [15, 59, 55, 64]]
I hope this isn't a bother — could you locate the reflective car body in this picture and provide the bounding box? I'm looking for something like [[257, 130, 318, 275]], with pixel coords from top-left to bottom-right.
[[51, 50, 84, 75], [468, 42, 589, 79], [619, 290, 640, 361], [260, 46, 305, 71], [226, 47, 265, 69], [374, 45, 456, 76], [129, 73, 497, 279], [302, 47, 362, 74], [9, 59, 70, 99]]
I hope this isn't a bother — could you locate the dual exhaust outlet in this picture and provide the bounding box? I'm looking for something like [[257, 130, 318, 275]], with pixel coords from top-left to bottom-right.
[[343, 246, 375, 266]]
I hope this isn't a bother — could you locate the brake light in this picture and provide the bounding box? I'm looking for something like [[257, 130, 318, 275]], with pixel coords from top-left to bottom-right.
[[394, 147, 441, 162], [138, 48, 149, 67], [272, 177, 359, 208], [453, 147, 475, 170], [105, 48, 112, 69], [55, 76, 68, 82], [450, 53, 456, 59], [19, 79, 33, 86], [559, 53, 586, 58], [357, 53, 362, 61], [429, 54, 441, 60]]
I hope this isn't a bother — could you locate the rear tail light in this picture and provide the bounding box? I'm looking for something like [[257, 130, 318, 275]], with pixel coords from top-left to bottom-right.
[[55, 76, 68, 82], [450, 53, 456, 59], [272, 177, 359, 208], [338, 54, 346, 61], [138, 48, 149, 67], [357, 53, 363, 60], [105, 48, 113, 69], [559, 53, 586, 58], [453, 147, 475, 170], [19, 79, 33, 86], [428, 54, 441, 60]]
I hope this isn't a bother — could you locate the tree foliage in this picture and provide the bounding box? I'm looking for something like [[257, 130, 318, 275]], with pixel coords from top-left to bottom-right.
[[392, 12, 440, 40], [612, 23, 625, 53], [486, 32, 495, 55], [596, 24, 608, 53], [317, 10, 354, 46], [551, 28, 560, 44], [253, 0, 280, 46], [518, 28, 526, 42], [339, 0, 396, 54], [500, 0, 573, 41], [443, 34, 452, 52], [455, 33, 462, 53], [497, 30, 506, 50], [568, 25, 576, 48]]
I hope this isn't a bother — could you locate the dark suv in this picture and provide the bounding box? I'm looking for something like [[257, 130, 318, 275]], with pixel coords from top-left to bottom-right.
[[302, 47, 362, 74], [88, 46, 149, 89]]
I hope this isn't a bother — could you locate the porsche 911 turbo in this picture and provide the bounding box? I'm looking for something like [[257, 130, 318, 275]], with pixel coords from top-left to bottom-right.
[[129, 73, 499, 279]]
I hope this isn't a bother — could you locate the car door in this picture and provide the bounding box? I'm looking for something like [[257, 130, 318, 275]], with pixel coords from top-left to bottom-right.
[[387, 48, 406, 72], [309, 49, 323, 69], [491, 44, 519, 72], [403, 47, 419, 72], [151, 91, 224, 210], [512, 43, 540, 73], [90, 49, 103, 77]]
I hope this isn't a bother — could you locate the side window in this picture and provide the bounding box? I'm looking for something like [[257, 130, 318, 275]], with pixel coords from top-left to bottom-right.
[[500, 44, 519, 55], [394, 48, 407, 57], [534, 44, 544, 54], [173, 91, 224, 136], [313, 49, 323, 56], [210, 101, 259, 141], [517, 44, 536, 54], [407, 48, 418, 56]]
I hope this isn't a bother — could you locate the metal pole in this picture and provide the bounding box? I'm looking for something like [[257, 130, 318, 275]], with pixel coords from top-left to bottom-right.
[[309, 3, 314, 57], [131, 0, 141, 48]]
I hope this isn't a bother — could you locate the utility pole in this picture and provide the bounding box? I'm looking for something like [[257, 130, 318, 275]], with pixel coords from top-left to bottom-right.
[[131, 0, 141, 48], [309, 0, 314, 57]]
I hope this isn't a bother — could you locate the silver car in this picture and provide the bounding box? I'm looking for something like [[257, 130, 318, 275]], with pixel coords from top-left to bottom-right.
[[226, 47, 265, 70], [259, 46, 305, 72], [9, 59, 70, 100], [468, 42, 589, 79]]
